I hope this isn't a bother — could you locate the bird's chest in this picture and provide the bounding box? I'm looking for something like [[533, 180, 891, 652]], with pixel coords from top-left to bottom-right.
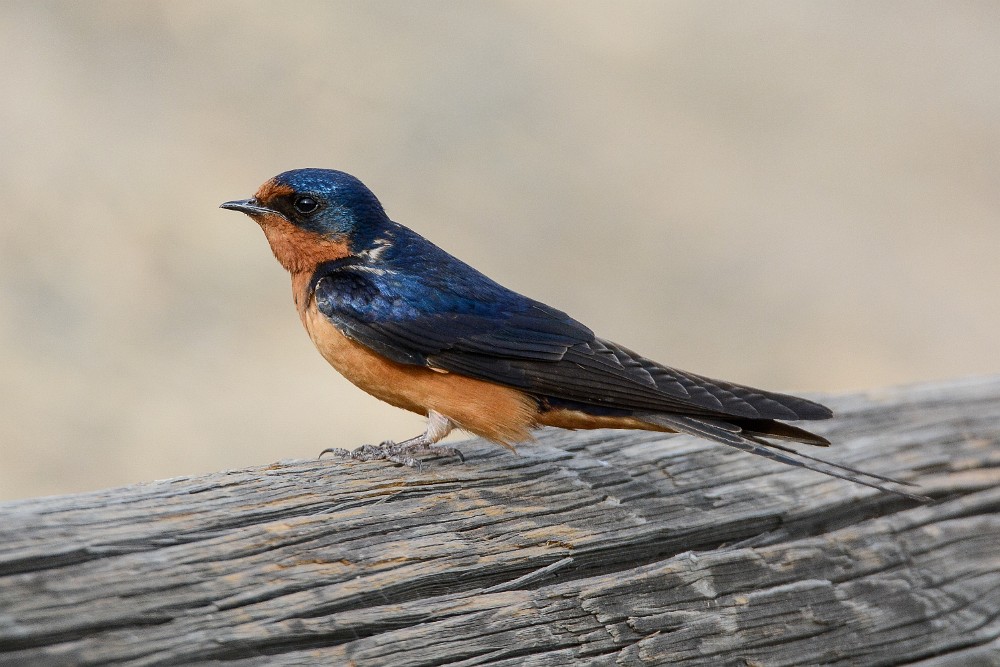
[[301, 304, 365, 378], [289, 272, 538, 444], [294, 275, 426, 414]]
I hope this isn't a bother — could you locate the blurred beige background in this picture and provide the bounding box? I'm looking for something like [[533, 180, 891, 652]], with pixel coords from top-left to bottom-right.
[[1, 1, 997, 500]]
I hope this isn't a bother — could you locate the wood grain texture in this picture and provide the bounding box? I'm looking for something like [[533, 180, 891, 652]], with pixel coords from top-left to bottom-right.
[[1, 376, 998, 666]]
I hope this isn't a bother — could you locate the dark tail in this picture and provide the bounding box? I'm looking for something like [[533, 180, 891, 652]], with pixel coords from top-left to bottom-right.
[[636, 413, 930, 502]]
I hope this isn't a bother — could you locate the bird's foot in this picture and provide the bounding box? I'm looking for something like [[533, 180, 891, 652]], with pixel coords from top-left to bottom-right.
[[319, 441, 465, 468]]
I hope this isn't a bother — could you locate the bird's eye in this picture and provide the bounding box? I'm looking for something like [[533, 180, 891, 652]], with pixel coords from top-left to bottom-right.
[[293, 196, 319, 214]]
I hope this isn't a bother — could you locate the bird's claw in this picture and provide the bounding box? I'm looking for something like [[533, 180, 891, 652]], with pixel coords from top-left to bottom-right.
[[318, 441, 465, 468]]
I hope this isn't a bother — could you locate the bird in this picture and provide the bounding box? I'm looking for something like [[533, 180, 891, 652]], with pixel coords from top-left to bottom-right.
[[222, 168, 924, 500]]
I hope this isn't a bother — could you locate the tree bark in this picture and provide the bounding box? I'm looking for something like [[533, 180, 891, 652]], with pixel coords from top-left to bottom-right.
[[1, 376, 998, 666]]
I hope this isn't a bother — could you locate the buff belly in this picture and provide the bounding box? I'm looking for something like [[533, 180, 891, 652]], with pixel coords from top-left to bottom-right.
[[300, 300, 538, 447]]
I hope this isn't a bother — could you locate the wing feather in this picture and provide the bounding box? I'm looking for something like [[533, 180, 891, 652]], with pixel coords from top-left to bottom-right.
[[313, 267, 830, 422]]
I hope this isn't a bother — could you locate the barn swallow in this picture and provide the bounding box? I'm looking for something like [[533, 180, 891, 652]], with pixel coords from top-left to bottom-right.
[[222, 168, 924, 499]]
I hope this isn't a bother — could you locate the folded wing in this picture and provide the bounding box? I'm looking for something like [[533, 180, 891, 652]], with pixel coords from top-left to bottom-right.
[[313, 267, 831, 423]]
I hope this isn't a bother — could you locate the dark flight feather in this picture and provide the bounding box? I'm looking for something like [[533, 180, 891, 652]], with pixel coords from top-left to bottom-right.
[[314, 270, 829, 422]]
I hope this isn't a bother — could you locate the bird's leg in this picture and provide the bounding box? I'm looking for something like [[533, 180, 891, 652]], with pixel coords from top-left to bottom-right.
[[380, 418, 465, 467], [319, 411, 464, 467]]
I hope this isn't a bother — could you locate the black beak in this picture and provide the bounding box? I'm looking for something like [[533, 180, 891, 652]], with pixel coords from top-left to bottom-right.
[[220, 198, 273, 216]]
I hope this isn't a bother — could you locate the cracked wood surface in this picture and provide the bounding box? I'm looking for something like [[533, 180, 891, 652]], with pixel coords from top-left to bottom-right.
[[1, 376, 999, 666]]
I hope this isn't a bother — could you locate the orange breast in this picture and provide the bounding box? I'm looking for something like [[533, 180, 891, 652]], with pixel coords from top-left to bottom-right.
[[298, 294, 539, 447]]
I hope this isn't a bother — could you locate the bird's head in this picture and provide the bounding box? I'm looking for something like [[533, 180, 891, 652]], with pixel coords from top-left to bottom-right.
[[221, 168, 389, 273]]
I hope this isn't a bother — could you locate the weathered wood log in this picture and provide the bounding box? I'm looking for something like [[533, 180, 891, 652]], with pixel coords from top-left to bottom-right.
[[1, 376, 998, 666]]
